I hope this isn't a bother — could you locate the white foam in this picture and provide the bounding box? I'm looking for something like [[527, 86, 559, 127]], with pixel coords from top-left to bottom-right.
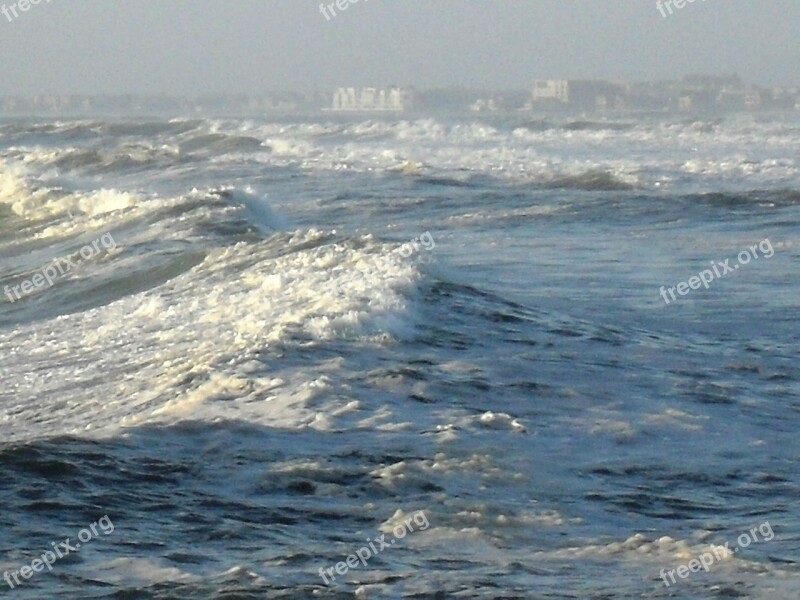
[[91, 557, 200, 586], [530, 530, 800, 589], [0, 230, 425, 442], [201, 117, 800, 192]]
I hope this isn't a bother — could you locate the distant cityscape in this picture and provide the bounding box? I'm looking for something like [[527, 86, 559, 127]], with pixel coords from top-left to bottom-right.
[[525, 75, 799, 113], [1, 75, 798, 116]]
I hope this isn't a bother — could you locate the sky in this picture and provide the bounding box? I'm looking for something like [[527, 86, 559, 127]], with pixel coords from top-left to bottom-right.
[[0, 0, 797, 95]]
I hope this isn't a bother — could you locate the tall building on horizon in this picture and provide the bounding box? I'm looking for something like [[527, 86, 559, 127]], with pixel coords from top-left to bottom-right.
[[330, 87, 413, 112]]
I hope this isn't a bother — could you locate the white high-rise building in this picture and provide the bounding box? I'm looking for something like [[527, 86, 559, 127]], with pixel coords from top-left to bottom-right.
[[331, 87, 412, 112], [532, 80, 570, 104]]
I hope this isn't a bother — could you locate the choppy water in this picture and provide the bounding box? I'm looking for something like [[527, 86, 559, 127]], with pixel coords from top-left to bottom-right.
[[1, 113, 798, 598]]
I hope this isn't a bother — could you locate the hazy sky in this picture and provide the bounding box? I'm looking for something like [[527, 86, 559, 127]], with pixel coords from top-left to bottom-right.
[[1, 0, 797, 95]]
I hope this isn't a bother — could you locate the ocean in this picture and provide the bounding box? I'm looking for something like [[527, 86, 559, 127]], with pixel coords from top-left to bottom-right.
[[1, 113, 798, 598]]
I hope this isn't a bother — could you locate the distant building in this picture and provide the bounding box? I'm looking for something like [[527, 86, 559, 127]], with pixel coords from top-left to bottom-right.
[[676, 89, 718, 112], [682, 74, 743, 90], [678, 95, 694, 112], [532, 80, 569, 104], [531, 80, 628, 110], [330, 87, 413, 112], [716, 89, 749, 111], [744, 91, 763, 110]]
